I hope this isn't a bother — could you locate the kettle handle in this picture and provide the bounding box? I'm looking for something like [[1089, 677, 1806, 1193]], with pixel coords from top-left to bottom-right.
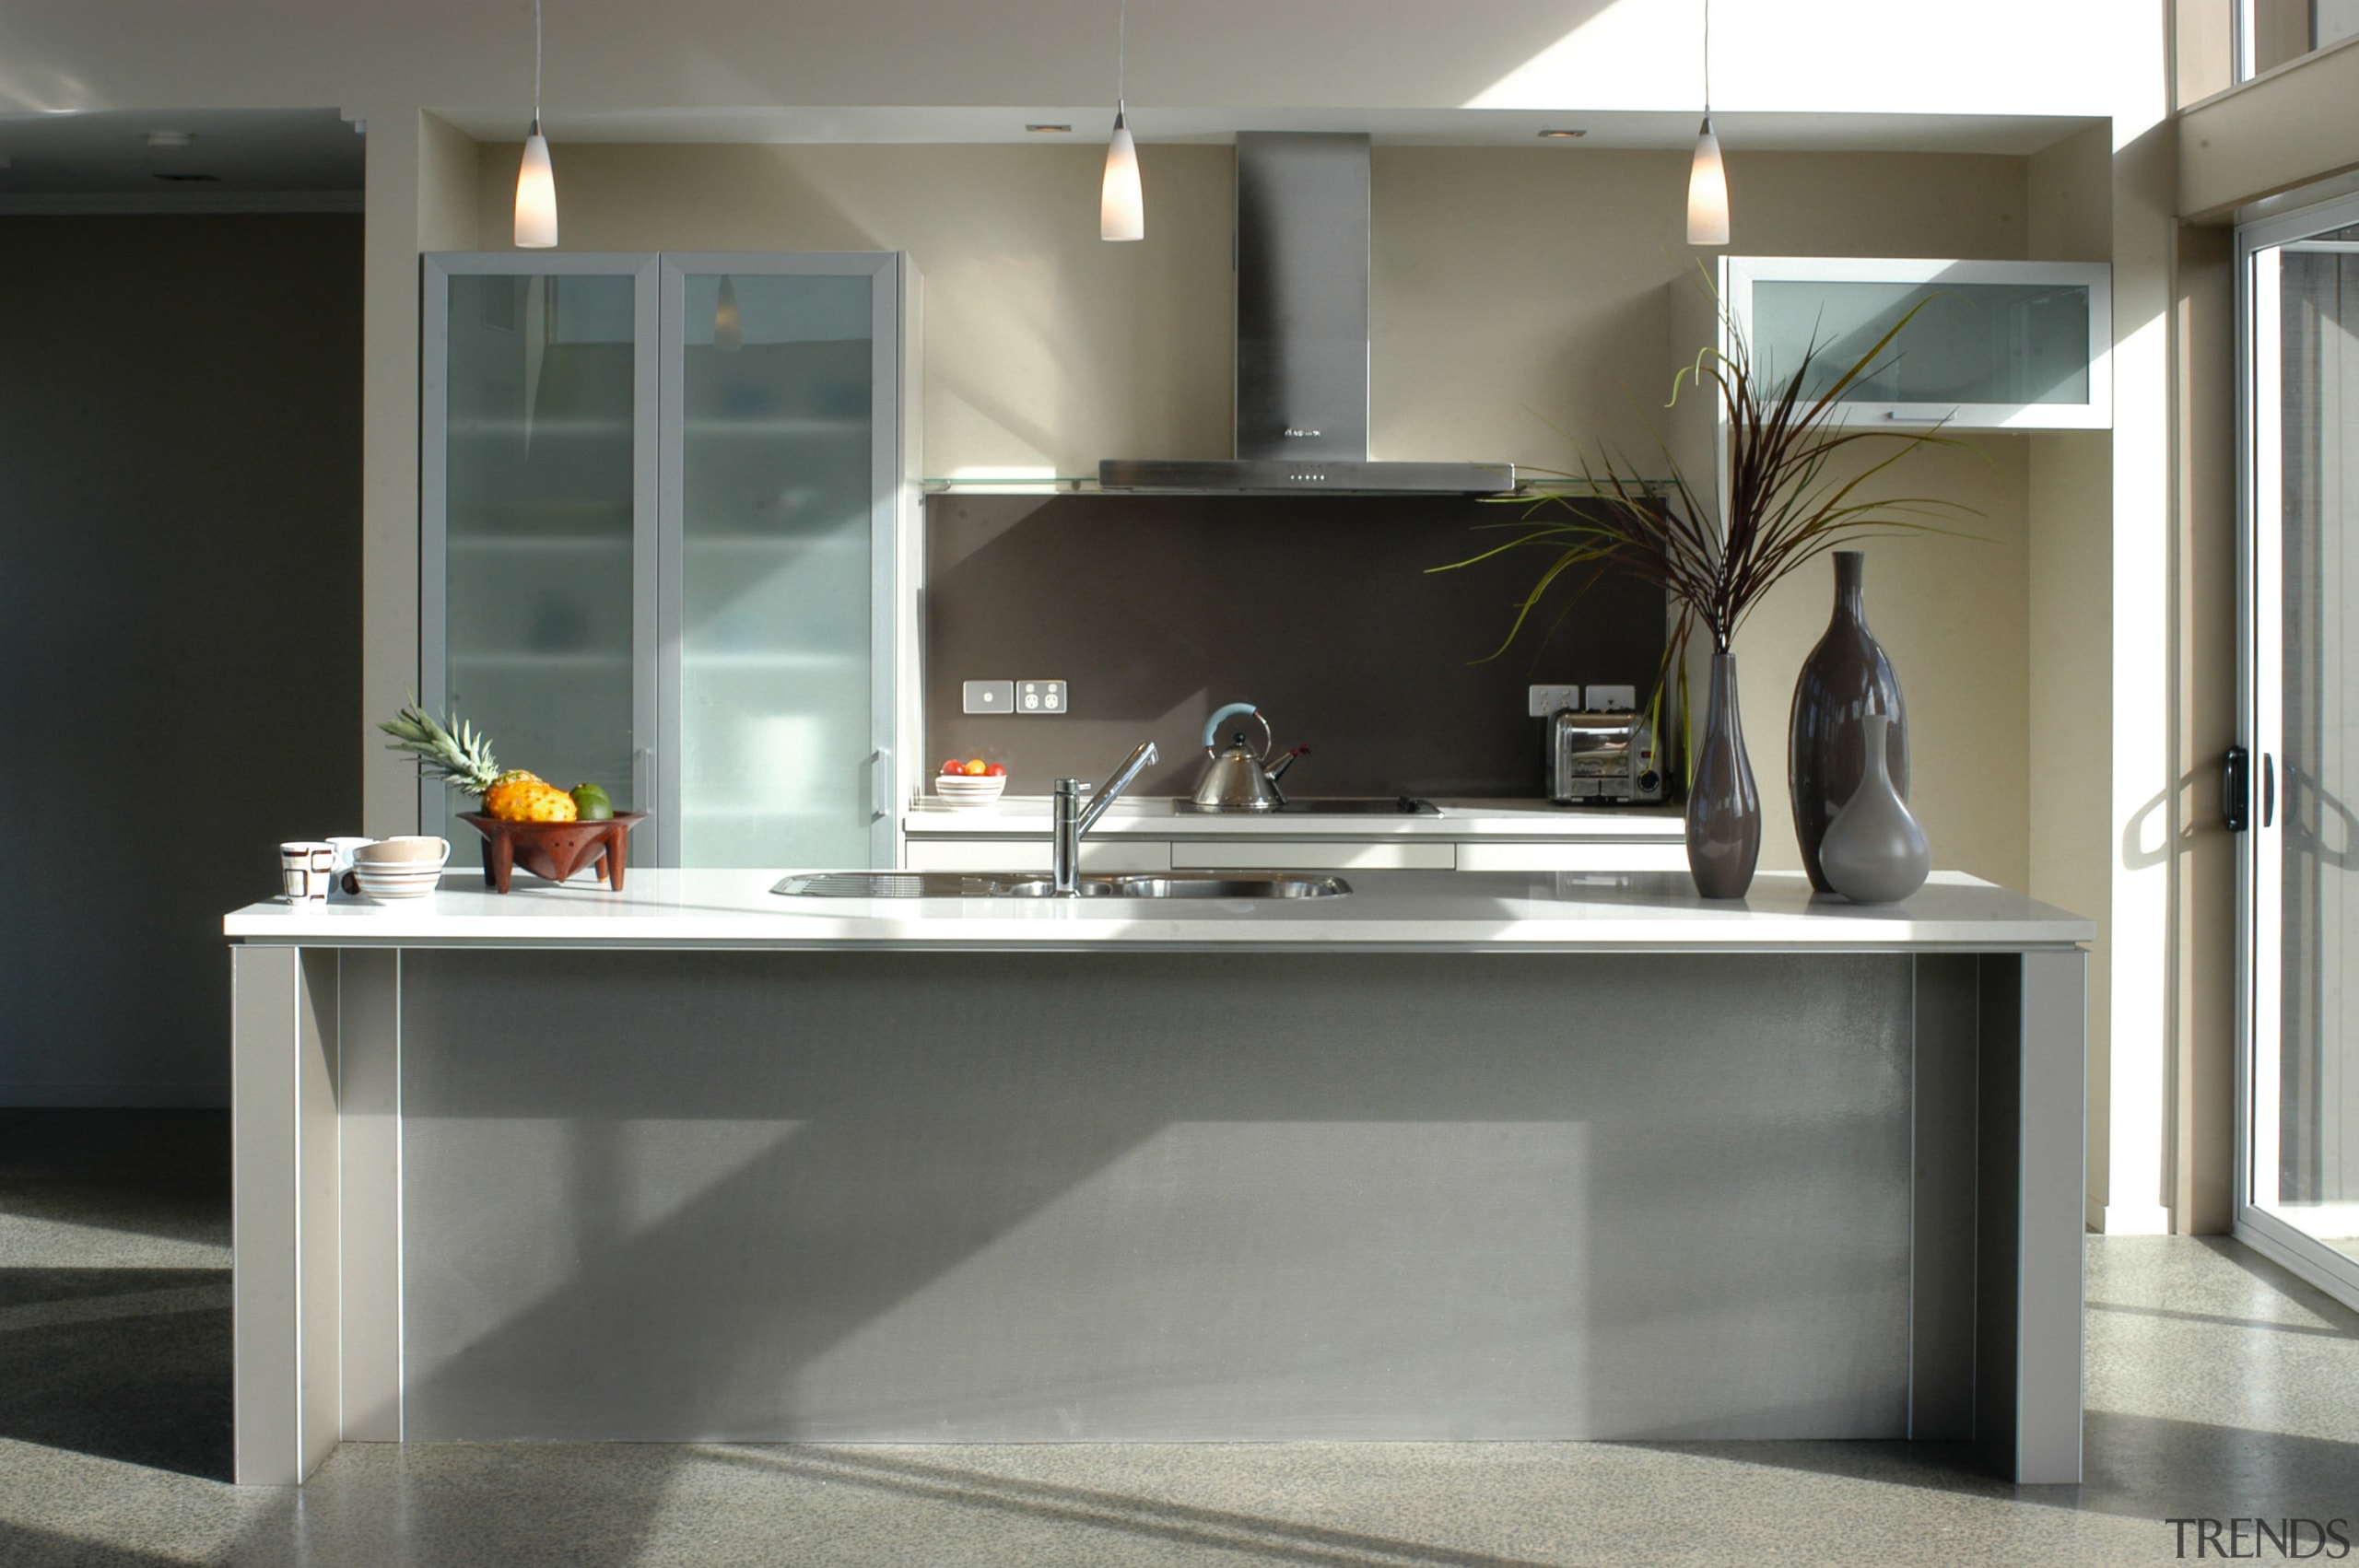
[[1202, 702, 1268, 756]]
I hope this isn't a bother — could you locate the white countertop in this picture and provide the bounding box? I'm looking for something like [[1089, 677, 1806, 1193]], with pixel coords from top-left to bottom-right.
[[903, 797, 1686, 838], [224, 868, 2094, 953]]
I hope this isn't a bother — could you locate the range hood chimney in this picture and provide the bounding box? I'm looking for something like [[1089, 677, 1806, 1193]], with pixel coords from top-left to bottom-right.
[[1098, 132, 1515, 496]]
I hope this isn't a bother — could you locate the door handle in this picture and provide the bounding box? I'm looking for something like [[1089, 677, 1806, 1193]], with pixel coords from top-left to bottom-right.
[[2224, 746, 2250, 833], [870, 748, 892, 822], [2263, 752, 2276, 829]]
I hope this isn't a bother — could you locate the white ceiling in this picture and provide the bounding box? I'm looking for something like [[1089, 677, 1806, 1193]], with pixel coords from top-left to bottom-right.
[[438, 105, 2099, 158], [0, 107, 361, 211]]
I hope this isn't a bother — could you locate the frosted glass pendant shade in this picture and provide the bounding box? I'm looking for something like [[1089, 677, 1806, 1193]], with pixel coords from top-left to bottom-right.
[[1686, 116, 1728, 247], [514, 123, 558, 250], [1101, 109, 1144, 241], [713, 275, 742, 352]]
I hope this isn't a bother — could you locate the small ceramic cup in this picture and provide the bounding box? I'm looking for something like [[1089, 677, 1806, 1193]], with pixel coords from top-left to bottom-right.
[[278, 841, 336, 904], [325, 837, 375, 900]]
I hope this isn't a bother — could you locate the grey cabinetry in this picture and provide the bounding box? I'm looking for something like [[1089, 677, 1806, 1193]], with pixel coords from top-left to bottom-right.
[[423, 252, 909, 868]]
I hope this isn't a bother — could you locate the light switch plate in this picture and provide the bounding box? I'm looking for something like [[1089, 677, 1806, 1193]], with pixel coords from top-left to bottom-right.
[[963, 680, 1015, 715], [1018, 679, 1068, 715], [1528, 684, 1581, 718]]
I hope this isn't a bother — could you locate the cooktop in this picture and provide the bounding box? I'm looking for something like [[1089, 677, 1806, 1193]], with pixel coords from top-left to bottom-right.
[[1172, 797, 1438, 816]]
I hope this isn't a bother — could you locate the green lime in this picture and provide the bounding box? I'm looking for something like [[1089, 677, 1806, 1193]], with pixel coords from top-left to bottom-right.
[[569, 782, 616, 821]]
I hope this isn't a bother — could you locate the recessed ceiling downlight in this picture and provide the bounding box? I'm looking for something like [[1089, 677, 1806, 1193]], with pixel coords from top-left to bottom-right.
[[1537, 128, 1587, 139], [145, 130, 193, 148], [1027, 123, 1073, 134]]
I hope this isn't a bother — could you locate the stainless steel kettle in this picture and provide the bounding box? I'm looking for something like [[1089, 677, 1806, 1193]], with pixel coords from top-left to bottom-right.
[[1191, 702, 1308, 811]]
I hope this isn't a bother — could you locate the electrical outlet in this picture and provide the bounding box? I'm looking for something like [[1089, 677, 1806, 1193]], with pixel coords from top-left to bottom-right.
[[962, 680, 1015, 715], [1527, 684, 1581, 718], [1587, 685, 1637, 713], [1018, 679, 1068, 714]]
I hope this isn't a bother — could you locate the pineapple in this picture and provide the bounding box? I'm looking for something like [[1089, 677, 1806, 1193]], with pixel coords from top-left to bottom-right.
[[381, 704, 501, 793], [484, 777, 578, 823], [381, 705, 577, 822]]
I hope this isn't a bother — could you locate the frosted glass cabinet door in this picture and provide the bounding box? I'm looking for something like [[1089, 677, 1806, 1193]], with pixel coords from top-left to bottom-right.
[[1726, 258, 2112, 429], [422, 257, 659, 848], [660, 256, 900, 869]]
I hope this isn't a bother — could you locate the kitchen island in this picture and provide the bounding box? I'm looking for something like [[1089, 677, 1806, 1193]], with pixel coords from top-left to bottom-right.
[[224, 870, 2091, 1486]]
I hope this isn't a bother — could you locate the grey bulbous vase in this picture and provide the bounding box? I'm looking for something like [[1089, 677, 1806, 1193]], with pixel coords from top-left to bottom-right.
[[1789, 551, 1908, 893], [1686, 652, 1761, 899], [1818, 714, 1931, 904]]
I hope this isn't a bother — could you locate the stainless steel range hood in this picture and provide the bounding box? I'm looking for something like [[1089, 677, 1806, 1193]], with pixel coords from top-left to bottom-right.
[[1098, 133, 1515, 497]]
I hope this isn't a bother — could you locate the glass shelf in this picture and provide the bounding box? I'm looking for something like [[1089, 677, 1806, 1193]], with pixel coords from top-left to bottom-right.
[[451, 651, 633, 670], [449, 534, 633, 555], [682, 650, 863, 670]]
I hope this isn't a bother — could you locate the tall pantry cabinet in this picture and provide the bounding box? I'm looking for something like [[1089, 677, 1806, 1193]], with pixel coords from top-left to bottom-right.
[[421, 252, 914, 870]]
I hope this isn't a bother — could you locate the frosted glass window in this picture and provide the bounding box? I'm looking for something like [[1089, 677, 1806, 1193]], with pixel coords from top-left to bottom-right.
[[1753, 280, 2092, 408], [676, 272, 875, 869], [440, 273, 639, 846]]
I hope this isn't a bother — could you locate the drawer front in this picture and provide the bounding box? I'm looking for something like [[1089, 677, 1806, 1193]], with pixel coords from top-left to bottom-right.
[[903, 838, 1171, 873], [1168, 840, 1457, 871], [1456, 841, 1690, 872]]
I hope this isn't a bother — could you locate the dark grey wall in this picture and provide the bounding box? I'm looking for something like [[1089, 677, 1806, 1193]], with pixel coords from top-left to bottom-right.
[[0, 215, 362, 1106], [924, 494, 1666, 798]]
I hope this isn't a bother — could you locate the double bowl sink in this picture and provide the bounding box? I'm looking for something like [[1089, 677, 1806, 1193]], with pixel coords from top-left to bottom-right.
[[772, 872, 1350, 900]]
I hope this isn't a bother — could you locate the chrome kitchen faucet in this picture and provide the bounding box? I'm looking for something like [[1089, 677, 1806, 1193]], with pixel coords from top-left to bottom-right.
[[1051, 742, 1158, 895]]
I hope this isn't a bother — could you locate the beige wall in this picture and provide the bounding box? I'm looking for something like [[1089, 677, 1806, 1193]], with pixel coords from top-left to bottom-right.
[[473, 142, 1236, 482], [2180, 35, 2359, 216], [2175, 222, 2238, 1235], [2027, 123, 2121, 1223], [464, 140, 2045, 889]]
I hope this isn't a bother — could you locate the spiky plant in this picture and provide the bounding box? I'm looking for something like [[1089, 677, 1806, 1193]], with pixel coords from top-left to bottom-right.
[[381, 703, 502, 796], [1430, 289, 1976, 772]]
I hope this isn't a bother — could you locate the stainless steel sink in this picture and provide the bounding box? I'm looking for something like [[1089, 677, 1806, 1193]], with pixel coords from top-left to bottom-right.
[[772, 872, 1351, 900], [1111, 875, 1349, 899]]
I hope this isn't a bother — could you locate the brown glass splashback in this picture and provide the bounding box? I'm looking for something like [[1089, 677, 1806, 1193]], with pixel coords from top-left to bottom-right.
[[923, 494, 1668, 799]]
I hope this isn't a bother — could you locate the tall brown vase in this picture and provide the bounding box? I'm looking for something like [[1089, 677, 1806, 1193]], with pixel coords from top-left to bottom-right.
[[1788, 551, 1908, 892], [1686, 652, 1761, 899]]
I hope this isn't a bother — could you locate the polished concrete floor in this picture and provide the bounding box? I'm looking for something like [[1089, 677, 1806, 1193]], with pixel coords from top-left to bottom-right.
[[5, 1109, 2357, 1567]]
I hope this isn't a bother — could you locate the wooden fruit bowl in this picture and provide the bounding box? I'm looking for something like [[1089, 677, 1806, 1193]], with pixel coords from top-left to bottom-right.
[[461, 813, 646, 894]]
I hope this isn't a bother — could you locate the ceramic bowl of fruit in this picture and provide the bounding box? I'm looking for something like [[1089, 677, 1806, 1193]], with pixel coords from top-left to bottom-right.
[[934, 758, 1007, 808], [381, 705, 646, 893]]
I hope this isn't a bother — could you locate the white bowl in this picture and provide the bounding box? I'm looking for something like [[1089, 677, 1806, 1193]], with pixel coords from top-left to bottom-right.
[[355, 836, 451, 867], [352, 864, 443, 900], [933, 774, 1007, 808]]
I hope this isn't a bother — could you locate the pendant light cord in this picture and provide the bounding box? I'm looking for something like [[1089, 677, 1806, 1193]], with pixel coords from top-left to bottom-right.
[[1701, 0, 1710, 114], [534, 0, 545, 126], [1117, 0, 1127, 111]]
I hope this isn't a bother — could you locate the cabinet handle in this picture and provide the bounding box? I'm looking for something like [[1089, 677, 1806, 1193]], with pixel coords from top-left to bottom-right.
[[870, 748, 892, 822]]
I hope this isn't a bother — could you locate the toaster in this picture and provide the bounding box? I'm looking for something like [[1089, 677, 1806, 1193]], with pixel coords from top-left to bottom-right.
[[1549, 708, 1666, 804]]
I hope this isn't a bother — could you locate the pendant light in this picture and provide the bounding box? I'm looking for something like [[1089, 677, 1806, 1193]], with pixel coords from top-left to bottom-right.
[[1685, 0, 1729, 247], [1100, 0, 1144, 242], [513, 0, 558, 249], [713, 275, 742, 353]]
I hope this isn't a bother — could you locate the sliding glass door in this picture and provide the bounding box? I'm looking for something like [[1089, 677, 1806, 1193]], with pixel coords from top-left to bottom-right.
[[2241, 196, 2359, 1306]]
